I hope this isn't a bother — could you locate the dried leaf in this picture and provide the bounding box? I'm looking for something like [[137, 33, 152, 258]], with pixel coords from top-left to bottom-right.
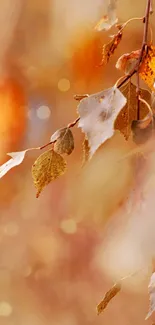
[[82, 138, 90, 165], [115, 81, 151, 139], [50, 127, 74, 155], [0, 150, 28, 178], [97, 283, 121, 315], [95, 0, 118, 31], [140, 46, 155, 90], [146, 272, 155, 320], [32, 149, 66, 198], [101, 31, 122, 65], [78, 86, 127, 158], [116, 50, 140, 75]]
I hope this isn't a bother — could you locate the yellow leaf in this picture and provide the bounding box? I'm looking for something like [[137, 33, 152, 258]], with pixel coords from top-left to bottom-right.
[[50, 127, 74, 155], [101, 31, 122, 66], [115, 81, 151, 139], [32, 149, 66, 198], [97, 283, 121, 315], [140, 45, 155, 90]]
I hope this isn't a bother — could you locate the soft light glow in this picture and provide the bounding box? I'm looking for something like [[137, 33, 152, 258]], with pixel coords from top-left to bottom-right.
[[37, 106, 51, 120], [4, 222, 19, 236], [0, 301, 13, 316], [58, 78, 70, 92], [60, 219, 77, 234]]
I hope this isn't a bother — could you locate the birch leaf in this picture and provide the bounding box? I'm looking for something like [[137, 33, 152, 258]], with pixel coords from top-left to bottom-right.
[[82, 138, 90, 165], [101, 31, 122, 66], [146, 272, 155, 320], [115, 81, 151, 139], [97, 283, 121, 315], [0, 150, 28, 178], [116, 50, 140, 75], [78, 86, 127, 158], [140, 46, 155, 90], [50, 127, 74, 155], [95, 0, 118, 31], [32, 149, 66, 198]]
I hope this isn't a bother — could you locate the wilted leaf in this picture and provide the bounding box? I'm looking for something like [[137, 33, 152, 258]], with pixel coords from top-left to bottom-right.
[[140, 46, 155, 90], [95, 0, 118, 31], [0, 150, 28, 178], [146, 272, 155, 320], [115, 81, 151, 139], [101, 31, 122, 66], [50, 127, 74, 155], [32, 149, 66, 198], [82, 138, 90, 164], [116, 50, 140, 74], [97, 282, 121, 315], [78, 86, 127, 158]]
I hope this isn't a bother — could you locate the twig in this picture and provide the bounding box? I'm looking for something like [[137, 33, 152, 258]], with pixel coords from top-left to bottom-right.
[[136, 0, 151, 119], [67, 117, 80, 128]]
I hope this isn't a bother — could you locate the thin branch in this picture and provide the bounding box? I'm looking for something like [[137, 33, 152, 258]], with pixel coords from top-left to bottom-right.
[[67, 117, 80, 128], [136, 0, 151, 119]]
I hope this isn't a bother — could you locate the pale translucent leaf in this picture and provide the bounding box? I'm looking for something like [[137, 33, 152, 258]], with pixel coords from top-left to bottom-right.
[[146, 272, 155, 320], [95, 0, 118, 31], [78, 86, 127, 158], [0, 150, 27, 178]]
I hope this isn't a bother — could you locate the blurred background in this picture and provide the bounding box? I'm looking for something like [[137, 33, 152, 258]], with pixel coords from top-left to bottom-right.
[[1, 0, 155, 324]]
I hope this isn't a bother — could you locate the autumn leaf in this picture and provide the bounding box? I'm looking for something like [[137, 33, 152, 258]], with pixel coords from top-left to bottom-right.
[[32, 149, 66, 198], [140, 46, 155, 90], [95, 0, 118, 31], [146, 272, 155, 320], [0, 150, 28, 178], [97, 283, 121, 315], [82, 138, 90, 165], [116, 50, 140, 74], [77, 86, 127, 158], [50, 127, 74, 155], [115, 81, 151, 139], [101, 31, 122, 66]]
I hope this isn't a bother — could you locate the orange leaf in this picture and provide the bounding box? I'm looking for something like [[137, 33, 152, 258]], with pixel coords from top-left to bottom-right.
[[140, 45, 155, 90], [116, 50, 140, 74], [101, 31, 122, 66]]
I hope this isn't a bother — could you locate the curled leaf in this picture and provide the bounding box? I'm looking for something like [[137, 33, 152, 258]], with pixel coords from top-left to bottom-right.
[[146, 272, 155, 320], [32, 149, 66, 198], [95, 0, 118, 31], [78, 86, 127, 158], [101, 31, 122, 66], [115, 81, 151, 139], [116, 50, 140, 74], [82, 138, 90, 164], [50, 127, 74, 155], [97, 283, 121, 315], [140, 46, 155, 90], [0, 150, 28, 178]]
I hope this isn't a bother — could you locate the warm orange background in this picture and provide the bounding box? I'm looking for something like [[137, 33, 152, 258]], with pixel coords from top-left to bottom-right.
[[0, 1, 155, 325]]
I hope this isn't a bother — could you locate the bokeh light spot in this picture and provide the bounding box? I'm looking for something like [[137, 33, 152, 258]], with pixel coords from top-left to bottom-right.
[[58, 78, 70, 92], [37, 106, 51, 120], [0, 301, 13, 317], [60, 219, 77, 234]]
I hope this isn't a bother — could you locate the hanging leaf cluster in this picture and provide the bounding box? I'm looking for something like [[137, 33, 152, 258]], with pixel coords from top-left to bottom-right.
[[0, 0, 154, 204]]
